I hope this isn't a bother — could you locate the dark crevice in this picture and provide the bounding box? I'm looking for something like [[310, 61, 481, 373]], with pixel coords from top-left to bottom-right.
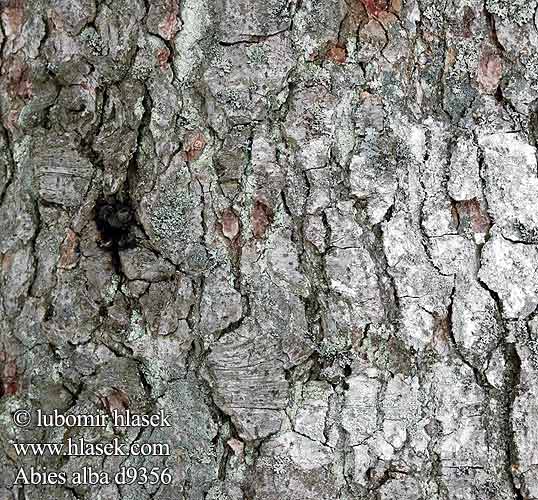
[[504, 340, 524, 500], [484, 6, 507, 57], [94, 195, 137, 274], [218, 26, 291, 46]]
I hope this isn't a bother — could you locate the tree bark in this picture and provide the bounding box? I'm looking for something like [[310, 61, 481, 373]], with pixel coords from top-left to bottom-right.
[[1, 0, 537, 498]]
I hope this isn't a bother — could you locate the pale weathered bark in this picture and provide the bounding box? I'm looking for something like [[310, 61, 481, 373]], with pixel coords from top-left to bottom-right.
[[1, 0, 538, 498]]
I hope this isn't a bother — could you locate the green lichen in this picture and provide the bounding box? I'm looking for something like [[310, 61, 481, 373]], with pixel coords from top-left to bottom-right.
[[317, 339, 351, 361], [128, 309, 145, 341], [80, 27, 104, 56], [216, 88, 247, 110], [247, 45, 268, 65], [103, 274, 120, 305], [131, 59, 153, 81], [486, 0, 537, 26], [521, 53, 538, 89], [206, 485, 232, 500], [452, 39, 482, 80], [212, 49, 234, 77], [259, 455, 293, 475], [150, 183, 193, 243], [13, 136, 31, 165]]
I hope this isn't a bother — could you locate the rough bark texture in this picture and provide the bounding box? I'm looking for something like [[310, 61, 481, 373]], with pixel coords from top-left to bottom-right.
[[1, 0, 538, 499]]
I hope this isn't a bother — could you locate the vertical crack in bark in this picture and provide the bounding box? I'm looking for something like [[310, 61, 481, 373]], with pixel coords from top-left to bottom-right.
[[504, 338, 524, 500], [0, 123, 15, 206]]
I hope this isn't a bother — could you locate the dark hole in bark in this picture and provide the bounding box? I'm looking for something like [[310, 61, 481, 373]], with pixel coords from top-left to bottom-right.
[[95, 197, 136, 250], [94, 196, 137, 275]]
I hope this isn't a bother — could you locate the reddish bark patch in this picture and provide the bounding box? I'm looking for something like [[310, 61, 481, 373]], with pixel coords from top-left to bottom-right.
[[362, 0, 390, 17], [1, 253, 13, 274], [477, 49, 503, 94], [326, 42, 347, 64], [159, 0, 180, 40], [7, 59, 32, 100], [59, 229, 80, 269], [157, 47, 170, 70], [1, 1, 24, 38], [0, 352, 19, 397], [252, 200, 273, 239], [221, 208, 240, 240], [183, 130, 206, 161], [456, 198, 491, 235]]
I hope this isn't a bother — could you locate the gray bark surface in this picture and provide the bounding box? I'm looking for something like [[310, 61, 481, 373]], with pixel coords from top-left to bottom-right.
[[1, 0, 538, 498]]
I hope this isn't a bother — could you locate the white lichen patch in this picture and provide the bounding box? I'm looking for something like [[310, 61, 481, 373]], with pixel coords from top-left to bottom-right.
[[486, 0, 537, 26]]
